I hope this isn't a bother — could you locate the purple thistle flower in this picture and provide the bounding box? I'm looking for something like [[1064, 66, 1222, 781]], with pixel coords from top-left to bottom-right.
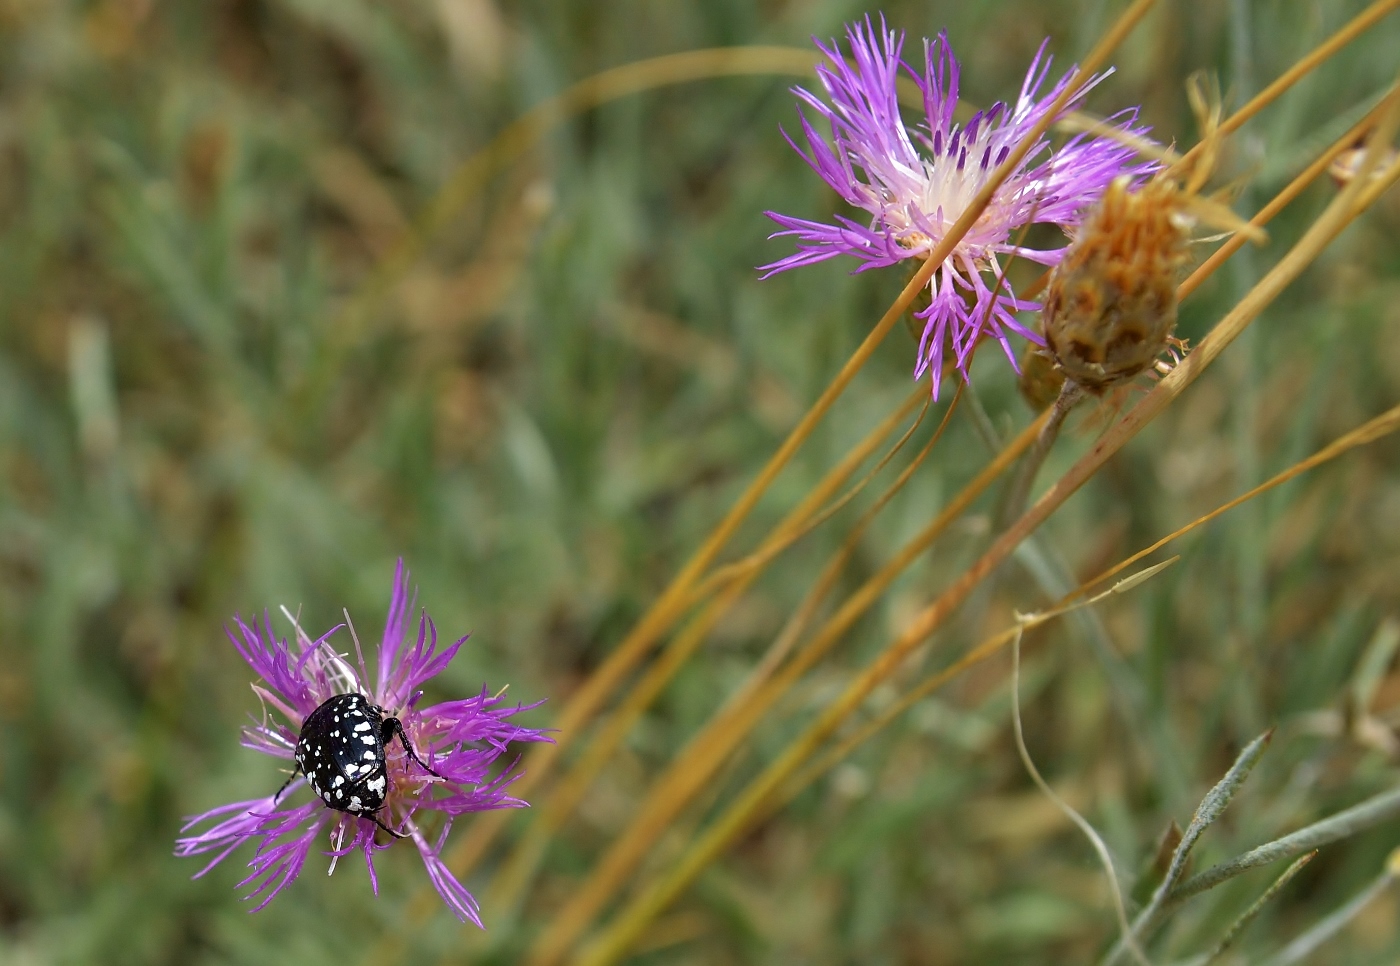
[[761, 17, 1154, 397], [176, 561, 549, 927]]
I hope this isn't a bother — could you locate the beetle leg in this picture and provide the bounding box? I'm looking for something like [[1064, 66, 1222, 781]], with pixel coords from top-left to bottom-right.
[[366, 811, 407, 839], [380, 716, 443, 779]]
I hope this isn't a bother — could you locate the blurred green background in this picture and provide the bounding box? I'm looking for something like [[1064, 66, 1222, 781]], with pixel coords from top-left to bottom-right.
[[3, 0, 1400, 963]]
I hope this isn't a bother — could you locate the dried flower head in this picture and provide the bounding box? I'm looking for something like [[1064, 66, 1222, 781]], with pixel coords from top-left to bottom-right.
[[175, 561, 549, 926], [761, 16, 1153, 397], [1043, 75, 1265, 393], [1042, 177, 1190, 392]]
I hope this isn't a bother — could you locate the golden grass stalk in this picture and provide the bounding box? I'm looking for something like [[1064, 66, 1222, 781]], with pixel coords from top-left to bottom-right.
[[524, 402, 1047, 966], [571, 75, 1400, 966], [777, 389, 1400, 811], [1170, 0, 1400, 177], [495, 16, 1164, 961], [483, 387, 934, 913], [460, 4, 1396, 907], [354, 48, 952, 954]]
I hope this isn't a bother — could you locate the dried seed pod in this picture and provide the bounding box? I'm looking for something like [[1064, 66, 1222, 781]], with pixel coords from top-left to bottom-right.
[[1043, 178, 1191, 393], [1018, 343, 1065, 412]]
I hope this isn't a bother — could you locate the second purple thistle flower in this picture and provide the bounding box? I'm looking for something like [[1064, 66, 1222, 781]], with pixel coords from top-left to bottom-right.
[[761, 17, 1154, 398]]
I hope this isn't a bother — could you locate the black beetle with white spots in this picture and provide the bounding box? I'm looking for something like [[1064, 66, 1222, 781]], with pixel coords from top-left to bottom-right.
[[278, 692, 441, 838]]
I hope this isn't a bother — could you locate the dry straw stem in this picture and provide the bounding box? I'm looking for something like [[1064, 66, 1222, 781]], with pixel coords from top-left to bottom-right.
[[1080, 394, 1400, 602], [720, 386, 964, 718], [784, 390, 1400, 803], [780, 559, 1179, 805], [440, 70, 1025, 898], [574, 67, 1400, 966], [526, 405, 1045, 966], [1169, 0, 1400, 179], [555, 4, 1161, 962], [461, 15, 1395, 941], [778, 385, 1400, 821], [485, 387, 938, 914], [688, 385, 935, 605]]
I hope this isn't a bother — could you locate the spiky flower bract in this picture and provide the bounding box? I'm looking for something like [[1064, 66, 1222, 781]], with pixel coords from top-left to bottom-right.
[[175, 561, 549, 927], [761, 17, 1154, 397]]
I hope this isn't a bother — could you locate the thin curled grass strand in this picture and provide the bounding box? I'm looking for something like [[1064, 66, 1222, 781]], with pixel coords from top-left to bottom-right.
[[1010, 623, 1151, 966]]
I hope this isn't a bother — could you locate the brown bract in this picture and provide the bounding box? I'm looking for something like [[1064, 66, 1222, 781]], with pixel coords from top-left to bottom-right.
[[1043, 178, 1191, 393]]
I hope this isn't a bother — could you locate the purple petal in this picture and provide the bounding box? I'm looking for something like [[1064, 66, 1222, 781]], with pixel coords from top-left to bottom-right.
[[414, 822, 483, 927]]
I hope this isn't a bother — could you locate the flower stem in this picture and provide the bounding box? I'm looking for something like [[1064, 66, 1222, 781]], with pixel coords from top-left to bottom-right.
[[998, 380, 1082, 530]]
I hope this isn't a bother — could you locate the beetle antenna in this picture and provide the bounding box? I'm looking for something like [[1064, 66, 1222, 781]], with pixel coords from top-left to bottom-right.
[[271, 764, 300, 805]]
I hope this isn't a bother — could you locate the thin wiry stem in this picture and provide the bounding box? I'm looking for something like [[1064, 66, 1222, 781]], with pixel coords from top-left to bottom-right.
[[963, 384, 1195, 812], [1010, 623, 1150, 966]]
